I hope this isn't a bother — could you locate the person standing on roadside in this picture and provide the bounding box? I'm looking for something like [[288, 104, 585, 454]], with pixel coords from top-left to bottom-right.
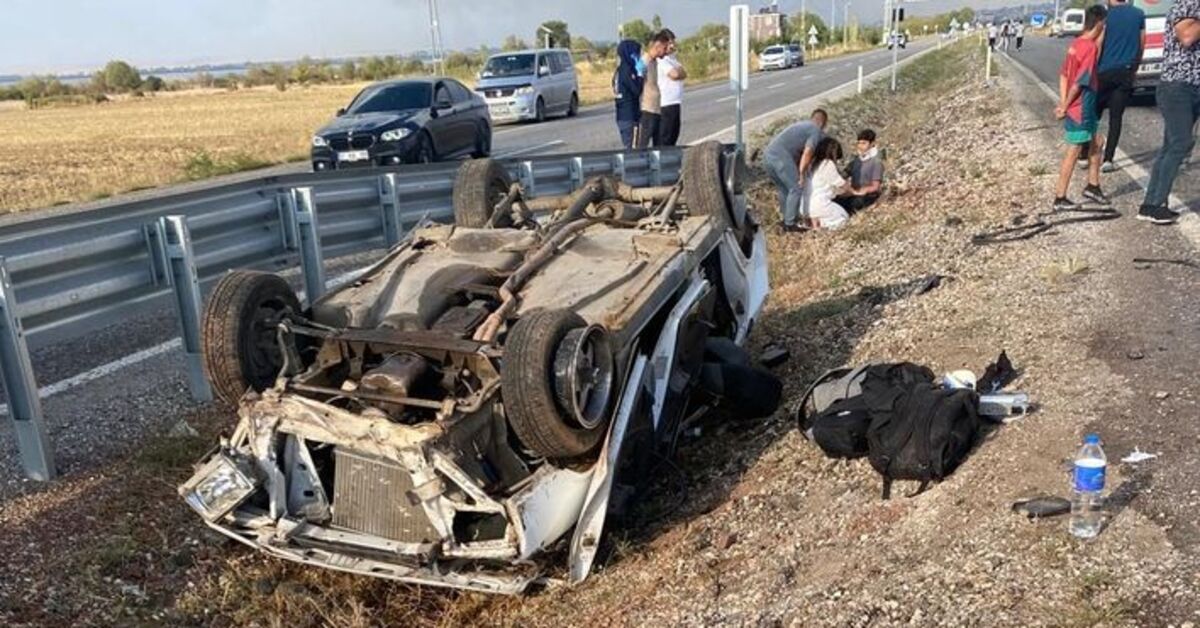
[[1094, 0, 1146, 173], [634, 30, 672, 148], [764, 109, 828, 233], [1053, 5, 1111, 211], [1016, 19, 1026, 50], [988, 22, 999, 50], [1137, 0, 1200, 224], [612, 39, 644, 149], [657, 29, 686, 146]]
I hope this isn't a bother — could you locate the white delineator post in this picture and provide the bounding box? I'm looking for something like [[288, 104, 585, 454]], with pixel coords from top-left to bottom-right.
[[858, 65, 864, 93], [986, 44, 993, 86], [730, 5, 750, 150]]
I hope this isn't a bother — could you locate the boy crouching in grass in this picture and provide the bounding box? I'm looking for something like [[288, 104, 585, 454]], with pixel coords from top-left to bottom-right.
[[1054, 4, 1112, 211]]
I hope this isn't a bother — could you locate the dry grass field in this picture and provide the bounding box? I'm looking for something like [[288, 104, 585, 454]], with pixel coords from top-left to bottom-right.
[[0, 83, 363, 213]]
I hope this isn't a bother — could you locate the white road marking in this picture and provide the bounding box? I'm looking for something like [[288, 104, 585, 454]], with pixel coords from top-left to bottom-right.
[[1001, 52, 1200, 249], [715, 95, 736, 103], [493, 140, 567, 158], [768, 82, 786, 90], [0, 266, 371, 416]]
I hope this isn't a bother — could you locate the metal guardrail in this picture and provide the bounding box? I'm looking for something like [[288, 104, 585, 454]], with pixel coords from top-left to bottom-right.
[[0, 147, 684, 480]]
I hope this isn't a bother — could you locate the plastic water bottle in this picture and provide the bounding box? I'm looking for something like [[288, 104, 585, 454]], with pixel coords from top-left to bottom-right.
[[1070, 433, 1107, 539]]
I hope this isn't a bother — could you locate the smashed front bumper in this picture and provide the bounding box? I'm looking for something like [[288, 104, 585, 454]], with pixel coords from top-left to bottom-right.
[[179, 391, 594, 594]]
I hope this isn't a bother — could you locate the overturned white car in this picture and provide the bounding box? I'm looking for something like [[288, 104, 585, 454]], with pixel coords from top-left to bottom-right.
[[180, 141, 779, 594]]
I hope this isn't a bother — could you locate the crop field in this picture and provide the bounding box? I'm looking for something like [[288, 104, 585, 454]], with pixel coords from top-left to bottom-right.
[[0, 83, 362, 213]]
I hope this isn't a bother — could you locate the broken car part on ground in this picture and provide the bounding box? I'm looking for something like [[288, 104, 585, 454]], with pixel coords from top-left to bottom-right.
[[179, 142, 782, 594]]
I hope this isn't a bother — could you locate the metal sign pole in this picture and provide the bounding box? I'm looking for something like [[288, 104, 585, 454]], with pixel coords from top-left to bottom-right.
[[730, 5, 750, 150], [890, 0, 901, 92], [0, 257, 56, 481]]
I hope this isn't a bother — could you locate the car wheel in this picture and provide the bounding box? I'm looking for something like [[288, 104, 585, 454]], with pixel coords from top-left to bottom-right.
[[202, 270, 302, 405], [415, 132, 436, 164], [452, 158, 513, 228], [534, 97, 546, 123], [682, 140, 736, 231], [567, 92, 579, 117], [502, 309, 615, 460], [472, 123, 491, 158]]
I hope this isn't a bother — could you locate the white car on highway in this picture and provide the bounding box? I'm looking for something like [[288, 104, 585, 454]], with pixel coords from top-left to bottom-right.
[[759, 45, 795, 71]]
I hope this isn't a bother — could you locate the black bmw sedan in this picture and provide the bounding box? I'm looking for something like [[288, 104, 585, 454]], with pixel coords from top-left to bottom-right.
[[311, 78, 492, 171]]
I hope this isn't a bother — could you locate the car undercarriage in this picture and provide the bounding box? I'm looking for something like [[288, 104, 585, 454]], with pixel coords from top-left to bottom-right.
[[180, 142, 779, 593]]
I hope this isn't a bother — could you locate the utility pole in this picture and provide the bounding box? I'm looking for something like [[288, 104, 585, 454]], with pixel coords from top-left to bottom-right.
[[830, 0, 836, 44], [426, 0, 444, 75], [801, 0, 807, 44], [617, 0, 624, 39], [844, 2, 850, 45]]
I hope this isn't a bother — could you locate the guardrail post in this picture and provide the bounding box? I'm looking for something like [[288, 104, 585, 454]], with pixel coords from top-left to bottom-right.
[[0, 257, 56, 481], [378, 173, 402, 247], [612, 153, 626, 182], [291, 187, 326, 303], [519, 162, 536, 198], [158, 216, 213, 403], [649, 150, 663, 186], [569, 156, 584, 191]]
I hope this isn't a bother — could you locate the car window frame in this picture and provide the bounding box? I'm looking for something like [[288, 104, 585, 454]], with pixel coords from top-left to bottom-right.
[[447, 80, 471, 103], [556, 52, 574, 75], [434, 83, 453, 108]]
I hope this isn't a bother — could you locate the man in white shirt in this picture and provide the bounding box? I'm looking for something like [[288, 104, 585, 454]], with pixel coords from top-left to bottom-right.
[[657, 30, 686, 146]]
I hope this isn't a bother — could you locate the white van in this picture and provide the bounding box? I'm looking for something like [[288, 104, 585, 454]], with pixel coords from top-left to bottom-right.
[[1060, 9, 1086, 36], [475, 49, 579, 123]]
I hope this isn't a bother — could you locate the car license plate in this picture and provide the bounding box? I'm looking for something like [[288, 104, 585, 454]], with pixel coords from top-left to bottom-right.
[[1141, 63, 1161, 74], [490, 105, 510, 115], [337, 150, 369, 162]]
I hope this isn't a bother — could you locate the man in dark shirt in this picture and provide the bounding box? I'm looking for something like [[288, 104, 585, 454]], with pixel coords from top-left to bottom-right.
[[1095, 0, 1146, 172], [1138, 0, 1200, 224], [835, 129, 884, 213]]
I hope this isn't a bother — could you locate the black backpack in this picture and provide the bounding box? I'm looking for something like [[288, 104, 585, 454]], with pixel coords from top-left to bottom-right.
[[859, 364, 981, 499], [798, 363, 982, 498]]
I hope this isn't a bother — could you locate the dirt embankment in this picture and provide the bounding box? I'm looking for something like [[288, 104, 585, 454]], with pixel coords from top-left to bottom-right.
[[1, 43, 1197, 627]]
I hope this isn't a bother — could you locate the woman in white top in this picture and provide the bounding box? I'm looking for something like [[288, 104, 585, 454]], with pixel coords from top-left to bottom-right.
[[807, 137, 851, 230]]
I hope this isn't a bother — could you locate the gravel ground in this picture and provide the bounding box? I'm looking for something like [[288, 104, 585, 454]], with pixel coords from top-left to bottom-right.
[[1, 43, 1197, 627]]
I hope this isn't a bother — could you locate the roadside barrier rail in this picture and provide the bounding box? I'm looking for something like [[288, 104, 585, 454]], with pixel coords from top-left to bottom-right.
[[0, 147, 684, 480]]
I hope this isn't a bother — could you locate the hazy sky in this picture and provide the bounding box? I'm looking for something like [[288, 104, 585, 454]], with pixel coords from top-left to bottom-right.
[[1, 0, 1031, 75]]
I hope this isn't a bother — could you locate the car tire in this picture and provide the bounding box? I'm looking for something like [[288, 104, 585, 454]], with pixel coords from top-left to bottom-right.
[[501, 309, 612, 460], [472, 123, 491, 158], [452, 158, 513, 228], [567, 92, 579, 117], [534, 97, 546, 123], [416, 132, 436, 164], [682, 140, 736, 231], [202, 270, 302, 406]]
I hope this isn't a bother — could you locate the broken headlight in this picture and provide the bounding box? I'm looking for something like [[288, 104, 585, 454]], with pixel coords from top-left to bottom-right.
[[179, 454, 258, 522]]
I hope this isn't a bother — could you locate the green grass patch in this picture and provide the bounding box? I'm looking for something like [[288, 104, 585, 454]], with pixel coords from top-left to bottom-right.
[[135, 432, 211, 472], [182, 150, 272, 181]]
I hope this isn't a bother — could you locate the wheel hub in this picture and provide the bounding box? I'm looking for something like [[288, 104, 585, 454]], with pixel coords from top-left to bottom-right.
[[553, 325, 615, 430]]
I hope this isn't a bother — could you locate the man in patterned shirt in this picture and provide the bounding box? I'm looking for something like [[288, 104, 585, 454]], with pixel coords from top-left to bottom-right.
[[1138, 0, 1200, 224], [1053, 5, 1111, 211]]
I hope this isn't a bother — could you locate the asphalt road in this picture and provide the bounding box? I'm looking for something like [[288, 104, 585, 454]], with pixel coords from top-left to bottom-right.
[[0, 40, 936, 483], [490, 42, 935, 156], [1006, 35, 1199, 212]]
